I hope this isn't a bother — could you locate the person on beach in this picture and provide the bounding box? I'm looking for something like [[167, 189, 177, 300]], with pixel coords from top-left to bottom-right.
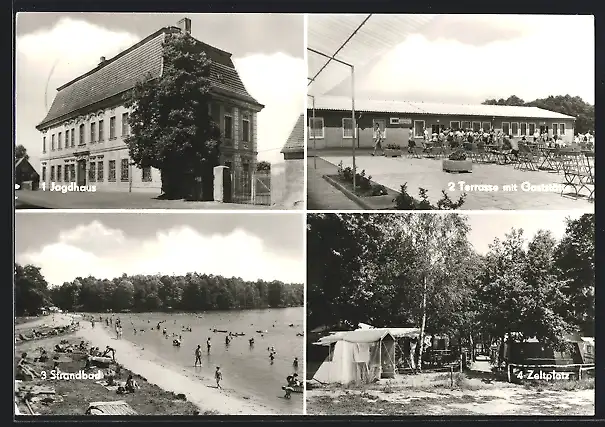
[[270, 352, 275, 364], [215, 367, 222, 389], [195, 345, 203, 367], [207, 338, 212, 353], [225, 335, 230, 345], [293, 357, 299, 369], [249, 338, 254, 347], [125, 374, 139, 393], [91, 319, 95, 328], [102, 346, 116, 361]]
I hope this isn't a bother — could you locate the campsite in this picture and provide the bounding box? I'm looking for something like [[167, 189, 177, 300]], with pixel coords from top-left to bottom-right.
[[306, 213, 595, 415]]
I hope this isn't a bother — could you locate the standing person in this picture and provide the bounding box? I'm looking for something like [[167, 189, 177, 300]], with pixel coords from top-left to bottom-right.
[[206, 338, 212, 353], [215, 367, 222, 389], [371, 122, 384, 156], [293, 357, 299, 370], [423, 126, 429, 143], [194, 345, 203, 367], [408, 126, 415, 149], [408, 337, 418, 374]]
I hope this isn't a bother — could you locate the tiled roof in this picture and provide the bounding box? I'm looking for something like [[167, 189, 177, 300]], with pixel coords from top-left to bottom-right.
[[281, 114, 304, 153], [310, 96, 576, 120], [37, 27, 262, 129]]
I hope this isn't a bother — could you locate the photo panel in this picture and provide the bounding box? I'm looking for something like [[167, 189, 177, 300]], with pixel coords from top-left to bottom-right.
[[306, 14, 594, 211], [306, 212, 595, 415], [15, 13, 305, 210], [14, 212, 305, 415]]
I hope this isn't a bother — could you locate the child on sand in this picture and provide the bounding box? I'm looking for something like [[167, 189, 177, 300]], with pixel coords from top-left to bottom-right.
[[195, 345, 202, 367], [215, 367, 222, 389], [207, 338, 212, 353]]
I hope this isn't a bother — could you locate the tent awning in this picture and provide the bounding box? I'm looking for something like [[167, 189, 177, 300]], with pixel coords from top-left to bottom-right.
[[314, 329, 398, 345], [307, 14, 437, 96]]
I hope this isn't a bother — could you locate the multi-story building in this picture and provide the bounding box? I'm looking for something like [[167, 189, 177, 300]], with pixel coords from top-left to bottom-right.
[[36, 18, 263, 192], [308, 96, 576, 150]]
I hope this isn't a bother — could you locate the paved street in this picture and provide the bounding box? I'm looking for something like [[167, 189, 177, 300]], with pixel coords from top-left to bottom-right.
[[307, 157, 361, 210], [320, 153, 594, 211], [15, 190, 275, 210]]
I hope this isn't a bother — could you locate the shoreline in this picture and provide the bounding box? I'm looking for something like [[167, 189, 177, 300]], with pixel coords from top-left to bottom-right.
[[74, 316, 278, 415]]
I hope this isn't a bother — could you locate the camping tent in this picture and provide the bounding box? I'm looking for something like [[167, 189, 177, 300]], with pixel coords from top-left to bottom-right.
[[312, 327, 420, 384], [501, 332, 594, 366]]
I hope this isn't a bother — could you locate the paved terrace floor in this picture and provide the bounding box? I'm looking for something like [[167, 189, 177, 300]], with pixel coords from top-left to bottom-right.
[[15, 190, 276, 210], [307, 157, 361, 210], [315, 149, 594, 211]]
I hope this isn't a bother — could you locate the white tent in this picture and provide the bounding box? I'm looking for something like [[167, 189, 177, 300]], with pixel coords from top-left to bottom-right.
[[312, 327, 420, 384]]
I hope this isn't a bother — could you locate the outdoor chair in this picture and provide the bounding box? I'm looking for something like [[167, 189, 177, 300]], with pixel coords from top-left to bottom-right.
[[515, 144, 538, 171], [561, 151, 594, 200]]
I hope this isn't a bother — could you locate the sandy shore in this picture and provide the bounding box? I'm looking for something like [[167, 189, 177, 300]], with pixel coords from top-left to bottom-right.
[[74, 317, 276, 415], [15, 313, 74, 331]]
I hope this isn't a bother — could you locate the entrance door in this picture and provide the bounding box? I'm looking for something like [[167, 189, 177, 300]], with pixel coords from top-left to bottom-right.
[[77, 160, 86, 186], [539, 125, 547, 135]]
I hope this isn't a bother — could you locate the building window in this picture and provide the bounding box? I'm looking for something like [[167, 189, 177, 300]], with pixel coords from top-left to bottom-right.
[[120, 159, 129, 182], [501, 122, 510, 136], [71, 128, 75, 146], [520, 122, 527, 136], [559, 123, 565, 135], [79, 124, 85, 145], [42, 166, 46, 181], [56, 165, 62, 182], [243, 162, 250, 174], [58, 132, 62, 150], [309, 117, 324, 139], [413, 120, 425, 138], [224, 114, 233, 139], [108, 160, 116, 182], [511, 122, 519, 137], [110, 116, 116, 139], [65, 130, 69, 147], [97, 161, 104, 182], [99, 120, 104, 141], [122, 113, 129, 137], [142, 167, 152, 182], [50, 165, 55, 181], [242, 113, 250, 143], [43, 137, 46, 153], [552, 123, 558, 136], [342, 118, 356, 138], [88, 161, 96, 182], [528, 123, 536, 135], [51, 134, 55, 151], [482, 122, 491, 132], [461, 121, 471, 131], [450, 121, 460, 130], [64, 165, 69, 182], [472, 121, 481, 132], [91, 122, 96, 143]]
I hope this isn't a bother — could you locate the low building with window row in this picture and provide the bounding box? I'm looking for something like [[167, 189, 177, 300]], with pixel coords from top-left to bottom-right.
[[307, 96, 576, 150], [36, 18, 263, 192]]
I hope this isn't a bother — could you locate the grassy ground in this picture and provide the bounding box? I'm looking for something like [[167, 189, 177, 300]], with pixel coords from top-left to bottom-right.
[[16, 317, 40, 325], [15, 333, 202, 415], [306, 370, 595, 415]]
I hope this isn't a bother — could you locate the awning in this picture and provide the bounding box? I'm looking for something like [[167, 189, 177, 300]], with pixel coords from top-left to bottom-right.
[[307, 14, 437, 96]]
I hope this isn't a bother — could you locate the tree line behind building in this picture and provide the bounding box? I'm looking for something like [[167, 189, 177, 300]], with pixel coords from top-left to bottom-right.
[[15, 267, 304, 315]]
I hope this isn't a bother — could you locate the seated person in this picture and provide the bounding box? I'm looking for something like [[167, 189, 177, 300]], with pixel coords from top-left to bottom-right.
[[102, 346, 116, 361], [125, 374, 139, 393]]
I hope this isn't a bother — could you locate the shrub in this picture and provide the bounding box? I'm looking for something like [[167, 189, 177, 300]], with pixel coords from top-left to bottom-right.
[[256, 161, 271, 172], [448, 150, 467, 161], [394, 183, 466, 210]]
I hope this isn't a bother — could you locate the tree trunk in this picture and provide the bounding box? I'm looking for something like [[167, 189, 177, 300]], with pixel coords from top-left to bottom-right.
[[417, 275, 428, 372], [469, 333, 474, 362]]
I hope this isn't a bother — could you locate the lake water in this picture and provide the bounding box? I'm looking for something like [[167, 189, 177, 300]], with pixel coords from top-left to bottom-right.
[[98, 308, 304, 414]]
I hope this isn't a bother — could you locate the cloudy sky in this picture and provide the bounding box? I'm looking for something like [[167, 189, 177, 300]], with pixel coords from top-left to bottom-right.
[[319, 14, 594, 105], [15, 13, 305, 169], [467, 211, 586, 254], [15, 213, 305, 287]]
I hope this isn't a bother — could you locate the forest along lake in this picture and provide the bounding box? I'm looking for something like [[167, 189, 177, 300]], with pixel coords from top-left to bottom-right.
[[101, 308, 304, 413]]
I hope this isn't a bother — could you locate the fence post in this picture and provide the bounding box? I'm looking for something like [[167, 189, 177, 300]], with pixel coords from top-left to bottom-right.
[[450, 365, 453, 388]]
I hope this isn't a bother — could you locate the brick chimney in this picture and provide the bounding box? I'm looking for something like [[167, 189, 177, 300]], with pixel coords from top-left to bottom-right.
[[99, 56, 106, 66], [177, 17, 191, 34]]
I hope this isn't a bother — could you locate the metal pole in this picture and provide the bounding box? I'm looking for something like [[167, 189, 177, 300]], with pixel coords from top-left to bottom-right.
[[351, 65, 356, 194], [313, 96, 316, 169]]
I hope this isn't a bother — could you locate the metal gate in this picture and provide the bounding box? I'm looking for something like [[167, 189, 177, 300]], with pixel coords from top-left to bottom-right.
[[231, 170, 271, 205]]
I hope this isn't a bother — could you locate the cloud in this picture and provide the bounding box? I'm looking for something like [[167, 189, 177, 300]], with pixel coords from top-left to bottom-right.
[[16, 221, 304, 287], [16, 17, 140, 168], [234, 53, 305, 164], [331, 15, 594, 105]]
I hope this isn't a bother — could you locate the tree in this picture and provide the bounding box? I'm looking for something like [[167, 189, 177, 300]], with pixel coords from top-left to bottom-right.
[[125, 31, 221, 200], [15, 264, 50, 315], [257, 161, 271, 172], [553, 214, 595, 336], [113, 280, 135, 312], [15, 145, 29, 162]]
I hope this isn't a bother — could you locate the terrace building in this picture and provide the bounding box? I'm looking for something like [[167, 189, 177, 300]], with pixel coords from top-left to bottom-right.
[[308, 96, 576, 150], [36, 18, 263, 192]]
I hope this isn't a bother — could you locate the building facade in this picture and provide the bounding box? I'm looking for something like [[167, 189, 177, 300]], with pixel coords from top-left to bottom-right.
[[36, 18, 263, 192], [308, 96, 576, 150]]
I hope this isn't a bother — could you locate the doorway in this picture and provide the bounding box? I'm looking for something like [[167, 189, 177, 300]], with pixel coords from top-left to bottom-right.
[[77, 160, 87, 186]]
